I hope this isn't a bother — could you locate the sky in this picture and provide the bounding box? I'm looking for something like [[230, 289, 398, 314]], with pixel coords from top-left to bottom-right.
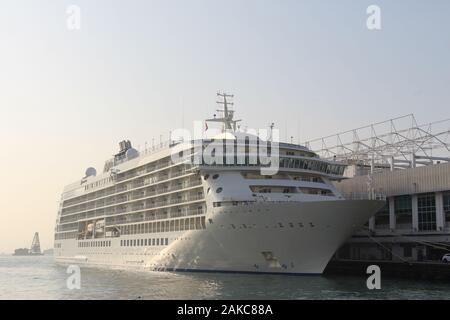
[[0, 0, 449, 253]]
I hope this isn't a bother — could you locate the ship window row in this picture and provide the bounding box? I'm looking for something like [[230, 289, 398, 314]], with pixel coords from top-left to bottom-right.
[[291, 175, 323, 183], [198, 157, 345, 176], [120, 237, 168, 247], [284, 150, 315, 157], [204, 174, 220, 180], [206, 187, 223, 195], [240, 172, 324, 183], [300, 187, 334, 196], [119, 216, 206, 235], [55, 231, 78, 240], [78, 240, 111, 248], [213, 201, 255, 208], [241, 172, 288, 180], [84, 177, 114, 192], [249, 185, 334, 196], [250, 186, 298, 194], [279, 157, 345, 176], [194, 140, 316, 159]]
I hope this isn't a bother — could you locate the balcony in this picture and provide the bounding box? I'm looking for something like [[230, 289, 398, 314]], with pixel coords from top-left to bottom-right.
[[60, 173, 200, 217]]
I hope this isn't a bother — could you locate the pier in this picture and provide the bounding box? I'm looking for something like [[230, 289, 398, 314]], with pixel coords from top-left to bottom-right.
[[325, 259, 450, 280]]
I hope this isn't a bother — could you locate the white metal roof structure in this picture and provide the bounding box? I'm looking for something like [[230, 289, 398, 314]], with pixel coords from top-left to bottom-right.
[[304, 114, 450, 171]]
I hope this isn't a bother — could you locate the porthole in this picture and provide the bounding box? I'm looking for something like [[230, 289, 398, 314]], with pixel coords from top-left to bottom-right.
[[216, 187, 223, 193], [204, 174, 210, 180], [212, 174, 219, 180]]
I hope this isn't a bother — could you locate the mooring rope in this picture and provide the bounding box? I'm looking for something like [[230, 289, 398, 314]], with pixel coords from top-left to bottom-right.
[[361, 229, 411, 263], [359, 226, 450, 261]]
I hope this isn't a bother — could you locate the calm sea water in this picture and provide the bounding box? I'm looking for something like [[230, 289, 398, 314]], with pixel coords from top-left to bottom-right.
[[1, 255, 450, 300]]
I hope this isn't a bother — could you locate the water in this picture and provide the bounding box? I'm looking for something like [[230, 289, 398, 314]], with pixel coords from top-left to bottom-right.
[[1, 255, 449, 300]]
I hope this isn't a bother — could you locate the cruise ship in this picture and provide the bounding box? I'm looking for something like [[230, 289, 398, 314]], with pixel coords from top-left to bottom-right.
[[54, 93, 385, 275]]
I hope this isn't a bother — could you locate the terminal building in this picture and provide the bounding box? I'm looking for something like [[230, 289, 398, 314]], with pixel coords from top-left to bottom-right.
[[305, 114, 450, 263]]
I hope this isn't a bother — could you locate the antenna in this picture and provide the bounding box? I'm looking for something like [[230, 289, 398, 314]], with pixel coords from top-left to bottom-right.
[[285, 119, 288, 143], [180, 95, 184, 129], [205, 92, 241, 132], [269, 123, 275, 141]]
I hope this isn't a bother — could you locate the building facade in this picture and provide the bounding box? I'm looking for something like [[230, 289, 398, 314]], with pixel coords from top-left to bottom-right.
[[334, 162, 450, 262]]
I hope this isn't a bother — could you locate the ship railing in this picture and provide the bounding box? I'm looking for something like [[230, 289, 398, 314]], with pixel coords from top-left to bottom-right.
[[340, 192, 386, 201], [114, 158, 189, 182], [116, 185, 128, 192], [60, 217, 79, 224], [105, 208, 204, 226], [61, 181, 204, 218], [114, 161, 171, 183], [145, 195, 204, 209], [169, 209, 204, 218], [126, 181, 202, 202], [61, 168, 194, 212], [111, 195, 205, 216], [133, 181, 145, 188]]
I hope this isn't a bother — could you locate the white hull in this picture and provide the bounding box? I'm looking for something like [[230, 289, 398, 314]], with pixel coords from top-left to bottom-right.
[[55, 199, 383, 274]]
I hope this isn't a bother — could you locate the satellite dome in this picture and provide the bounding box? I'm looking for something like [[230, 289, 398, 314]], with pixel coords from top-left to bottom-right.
[[85, 167, 97, 177], [126, 148, 139, 159]]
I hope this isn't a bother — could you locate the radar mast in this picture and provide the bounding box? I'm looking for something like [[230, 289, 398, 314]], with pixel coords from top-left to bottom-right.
[[205, 92, 241, 132]]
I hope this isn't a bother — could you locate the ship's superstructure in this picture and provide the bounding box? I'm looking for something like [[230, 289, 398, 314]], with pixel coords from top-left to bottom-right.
[[54, 93, 385, 274]]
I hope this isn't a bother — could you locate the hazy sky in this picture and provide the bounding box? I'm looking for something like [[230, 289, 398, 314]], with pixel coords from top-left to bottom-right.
[[0, 0, 449, 253]]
